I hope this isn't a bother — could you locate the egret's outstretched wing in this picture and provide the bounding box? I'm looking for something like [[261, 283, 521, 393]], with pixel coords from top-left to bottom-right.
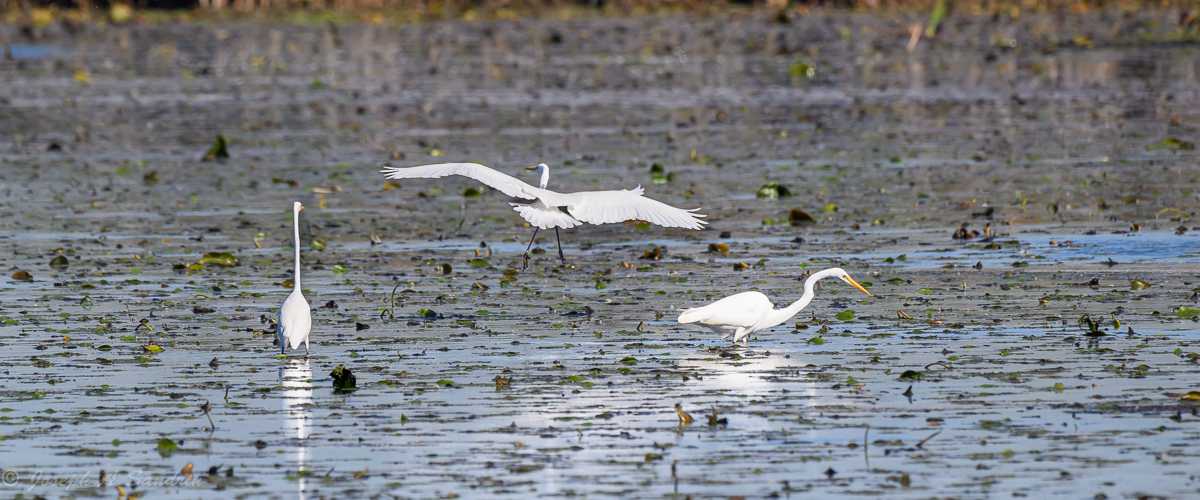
[[563, 186, 706, 230], [380, 163, 539, 200], [510, 203, 583, 230]]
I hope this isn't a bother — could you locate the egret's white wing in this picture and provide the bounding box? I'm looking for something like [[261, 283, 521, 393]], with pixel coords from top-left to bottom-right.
[[678, 292, 772, 329], [279, 291, 312, 347], [561, 186, 706, 230], [510, 203, 583, 230], [380, 163, 539, 200]]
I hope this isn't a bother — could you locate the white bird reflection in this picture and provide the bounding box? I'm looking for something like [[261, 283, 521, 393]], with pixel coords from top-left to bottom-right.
[[279, 360, 312, 499]]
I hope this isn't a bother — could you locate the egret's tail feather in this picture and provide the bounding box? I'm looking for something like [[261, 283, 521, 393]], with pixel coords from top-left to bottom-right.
[[677, 308, 706, 324], [511, 203, 583, 230]]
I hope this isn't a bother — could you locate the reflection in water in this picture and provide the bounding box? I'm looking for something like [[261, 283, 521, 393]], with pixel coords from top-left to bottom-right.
[[280, 360, 312, 499]]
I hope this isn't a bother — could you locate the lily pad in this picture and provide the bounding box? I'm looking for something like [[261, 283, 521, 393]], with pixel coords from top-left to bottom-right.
[[788, 209, 816, 225], [756, 182, 792, 199], [156, 438, 179, 457], [202, 134, 230, 161], [199, 252, 237, 266], [1176, 306, 1200, 319], [49, 255, 69, 268]]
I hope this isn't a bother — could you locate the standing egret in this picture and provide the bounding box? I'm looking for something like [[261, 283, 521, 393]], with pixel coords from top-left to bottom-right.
[[677, 268, 871, 344], [279, 202, 312, 355], [380, 162, 706, 268]]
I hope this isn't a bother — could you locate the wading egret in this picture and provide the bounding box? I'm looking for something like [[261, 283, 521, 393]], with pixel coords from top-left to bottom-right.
[[380, 162, 706, 268], [279, 202, 312, 355], [677, 267, 871, 344]]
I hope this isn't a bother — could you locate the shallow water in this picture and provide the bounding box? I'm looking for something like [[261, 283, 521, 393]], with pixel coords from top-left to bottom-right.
[[2, 9, 1200, 499]]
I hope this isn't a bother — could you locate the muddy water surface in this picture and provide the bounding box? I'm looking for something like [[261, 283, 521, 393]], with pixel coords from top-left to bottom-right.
[[1, 10, 1200, 499]]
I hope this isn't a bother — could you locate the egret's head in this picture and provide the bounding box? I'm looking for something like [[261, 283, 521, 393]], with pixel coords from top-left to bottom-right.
[[832, 268, 871, 296], [293, 201, 305, 212], [525, 163, 549, 172]]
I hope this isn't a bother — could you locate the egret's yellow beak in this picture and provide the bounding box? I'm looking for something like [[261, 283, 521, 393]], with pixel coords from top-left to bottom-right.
[[300, 206, 306, 211], [845, 274, 871, 296], [525, 165, 538, 171]]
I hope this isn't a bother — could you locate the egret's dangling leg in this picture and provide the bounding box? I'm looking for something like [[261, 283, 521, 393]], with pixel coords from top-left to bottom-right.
[[280, 335, 285, 355], [554, 228, 566, 265], [522, 227, 540, 270], [304, 338, 309, 355]]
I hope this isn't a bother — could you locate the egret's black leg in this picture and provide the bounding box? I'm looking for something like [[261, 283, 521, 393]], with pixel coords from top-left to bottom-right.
[[522, 227, 540, 271], [281, 337, 285, 355], [555, 227, 566, 265]]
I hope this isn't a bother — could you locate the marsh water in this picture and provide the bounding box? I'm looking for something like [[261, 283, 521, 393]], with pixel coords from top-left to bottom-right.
[[2, 9, 1200, 499]]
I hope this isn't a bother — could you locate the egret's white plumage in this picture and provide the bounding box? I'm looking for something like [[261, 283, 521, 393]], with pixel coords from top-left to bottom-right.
[[279, 201, 312, 354], [380, 162, 706, 267], [678, 268, 871, 344]]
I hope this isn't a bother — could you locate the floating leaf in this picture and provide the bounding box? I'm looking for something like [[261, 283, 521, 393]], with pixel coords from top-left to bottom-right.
[[756, 181, 792, 199], [620, 356, 638, 365], [310, 238, 326, 251], [788, 62, 815, 79], [707, 242, 729, 255], [198, 252, 237, 266], [1181, 391, 1200, 401], [331, 265, 349, 274], [142, 344, 164, 354], [436, 379, 456, 387], [202, 134, 230, 162], [835, 310, 856, 321], [1130, 279, 1150, 290], [807, 337, 826, 344], [156, 438, 179, 456], [435, 263, 452, 275], [1176, 306, 1200, 319], [820, 203, 837, 213], [49, 255, 69, 268], [898, 370, 925, 381], [11, 270, 32, 282], [381, 181, 402, 191], [1161, 137, 1195, 150], [788, 209, 816, 225], [416, 308, 438, 318], [732, 261, 751, 271], [469, 259, 489, 268], [463, 188, 482, 198]]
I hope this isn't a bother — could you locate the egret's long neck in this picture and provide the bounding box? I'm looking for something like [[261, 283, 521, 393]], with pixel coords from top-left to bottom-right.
[[292, 208, 302, 292], [763, 282, 816, 329], [762, 269, 841, 328], [538, 167, 550, 189]]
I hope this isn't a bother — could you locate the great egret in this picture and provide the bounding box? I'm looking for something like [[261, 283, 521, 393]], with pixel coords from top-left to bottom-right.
[[677, 267, 871, 344], [380, 162, 706, 268], [279, 202, 312, 355]]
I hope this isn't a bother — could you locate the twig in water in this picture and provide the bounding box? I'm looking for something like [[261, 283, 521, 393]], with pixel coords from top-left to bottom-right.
[[916, 430, 942, 448]]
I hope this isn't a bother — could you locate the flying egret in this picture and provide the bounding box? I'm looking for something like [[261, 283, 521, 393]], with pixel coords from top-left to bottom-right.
[[279, 201, 312, 355], [677, 267, 871, 344], [380, 162, 706, 269]]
